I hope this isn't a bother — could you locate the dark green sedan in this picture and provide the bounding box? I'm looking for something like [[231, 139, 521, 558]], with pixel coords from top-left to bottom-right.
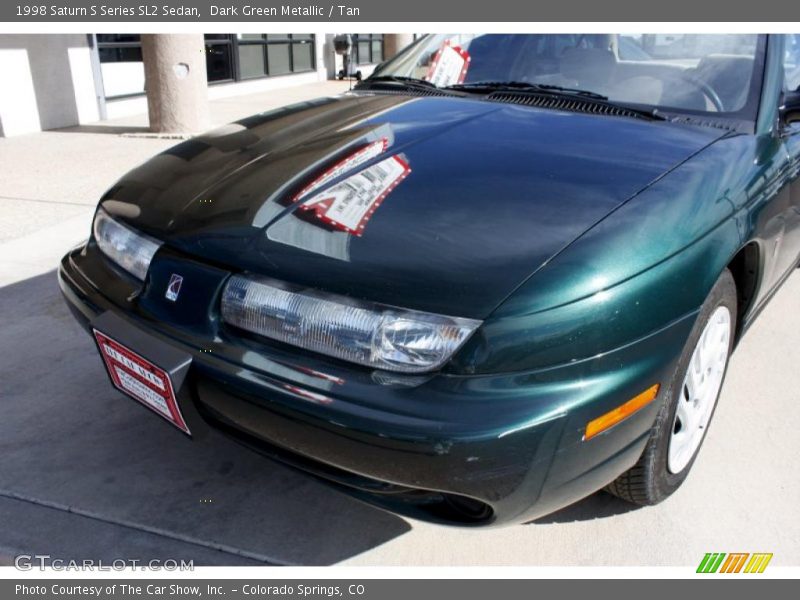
[[59, 34, 800, 525]]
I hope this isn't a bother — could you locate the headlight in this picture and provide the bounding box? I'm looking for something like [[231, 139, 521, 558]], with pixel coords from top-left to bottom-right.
[[221, 275, 481, 373], [92, 207, 162, 280]]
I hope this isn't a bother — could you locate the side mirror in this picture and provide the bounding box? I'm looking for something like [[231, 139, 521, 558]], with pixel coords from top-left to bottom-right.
[[781, 90, 800, 126]]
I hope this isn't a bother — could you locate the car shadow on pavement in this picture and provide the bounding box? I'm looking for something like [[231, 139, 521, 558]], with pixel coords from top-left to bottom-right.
[[0, 271, 411, 566], [527, 490, 641, 524]]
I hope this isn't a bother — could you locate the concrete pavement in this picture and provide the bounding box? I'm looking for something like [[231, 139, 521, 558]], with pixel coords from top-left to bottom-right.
[[0, 80, 352, 248], [0, 80, 798, 566]]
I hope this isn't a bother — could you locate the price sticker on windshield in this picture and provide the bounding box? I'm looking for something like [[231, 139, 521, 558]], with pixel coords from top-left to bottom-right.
[[425, 41, 471, 87], [298, 155, 411, 237]]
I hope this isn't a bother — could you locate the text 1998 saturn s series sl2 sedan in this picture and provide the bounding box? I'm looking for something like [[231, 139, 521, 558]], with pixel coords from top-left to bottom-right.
[[59, 34, 800, 525]]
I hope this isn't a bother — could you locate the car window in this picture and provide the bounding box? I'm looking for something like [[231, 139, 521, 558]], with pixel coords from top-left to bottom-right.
[[619, 37, 652, 61], [785, 34, 800, 91], [373, 34, 764, 119]]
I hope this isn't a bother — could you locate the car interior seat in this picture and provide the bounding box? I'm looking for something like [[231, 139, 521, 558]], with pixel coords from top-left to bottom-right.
[[558, 48, 617, 94]]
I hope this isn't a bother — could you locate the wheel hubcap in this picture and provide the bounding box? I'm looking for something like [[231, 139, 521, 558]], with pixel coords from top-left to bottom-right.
[[667, 305, 731, 474]]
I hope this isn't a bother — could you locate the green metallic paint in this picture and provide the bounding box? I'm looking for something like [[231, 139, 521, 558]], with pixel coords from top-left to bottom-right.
[[57, 35, 800, 525], [451, 130, 797, 373], [454, 39, 800, 375]]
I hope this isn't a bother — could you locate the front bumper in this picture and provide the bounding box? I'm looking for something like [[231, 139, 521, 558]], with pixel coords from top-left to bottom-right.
[[59, 242, 696, 525]]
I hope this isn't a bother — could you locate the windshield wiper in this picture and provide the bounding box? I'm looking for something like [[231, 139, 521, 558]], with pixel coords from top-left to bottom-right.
[[446, 80, 608, 100], [444, 80, 666, 120], [355, 75, 442, 91]]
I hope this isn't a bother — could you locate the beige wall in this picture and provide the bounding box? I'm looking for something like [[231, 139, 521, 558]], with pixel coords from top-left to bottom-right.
[[0, 34, 100, 137]]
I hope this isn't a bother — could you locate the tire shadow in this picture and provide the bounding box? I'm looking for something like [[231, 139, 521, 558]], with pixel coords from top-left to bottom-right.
[[527, 491, 642, 524]]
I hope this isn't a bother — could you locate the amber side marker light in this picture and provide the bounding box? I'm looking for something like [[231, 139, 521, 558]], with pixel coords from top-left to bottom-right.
[[584, 384, 661, 441]]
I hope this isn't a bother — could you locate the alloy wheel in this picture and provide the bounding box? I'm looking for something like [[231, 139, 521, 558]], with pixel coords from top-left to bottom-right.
[[667, 305, 731, 474]]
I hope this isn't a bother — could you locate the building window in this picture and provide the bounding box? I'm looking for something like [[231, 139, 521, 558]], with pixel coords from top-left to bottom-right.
[[236, 34, 316, 79], [204, 34, 235, 82], [97, 34, 317, 100], [353, 34, 384, 65], [96, 34, 145, 98]]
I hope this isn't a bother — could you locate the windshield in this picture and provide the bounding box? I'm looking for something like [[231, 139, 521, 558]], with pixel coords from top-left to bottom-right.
[[371, 34, 765, 119]]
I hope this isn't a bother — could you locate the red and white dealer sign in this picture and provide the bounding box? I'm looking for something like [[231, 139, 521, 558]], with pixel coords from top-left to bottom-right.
[[93, 330, 190, 434]]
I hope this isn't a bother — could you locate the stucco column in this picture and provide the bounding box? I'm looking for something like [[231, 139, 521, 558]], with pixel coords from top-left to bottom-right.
[[141, 34, 209, 134], [383, 34, 415, 60]]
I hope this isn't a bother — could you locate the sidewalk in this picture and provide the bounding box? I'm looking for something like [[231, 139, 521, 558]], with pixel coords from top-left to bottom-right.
[[88, 80, 355, 131]]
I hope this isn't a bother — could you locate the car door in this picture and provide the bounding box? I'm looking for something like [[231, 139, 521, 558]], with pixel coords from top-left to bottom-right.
[[780, 34, 800, 271]]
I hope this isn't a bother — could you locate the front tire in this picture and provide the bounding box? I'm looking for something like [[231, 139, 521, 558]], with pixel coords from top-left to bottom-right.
[[606, 269, 737, 505]]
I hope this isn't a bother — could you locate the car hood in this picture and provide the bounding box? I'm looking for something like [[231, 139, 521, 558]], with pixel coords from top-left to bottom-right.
[[100, 93, 724, 319]]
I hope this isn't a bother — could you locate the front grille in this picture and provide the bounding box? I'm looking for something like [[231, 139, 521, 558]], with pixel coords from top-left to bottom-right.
[[193, 384, 495, 525]]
